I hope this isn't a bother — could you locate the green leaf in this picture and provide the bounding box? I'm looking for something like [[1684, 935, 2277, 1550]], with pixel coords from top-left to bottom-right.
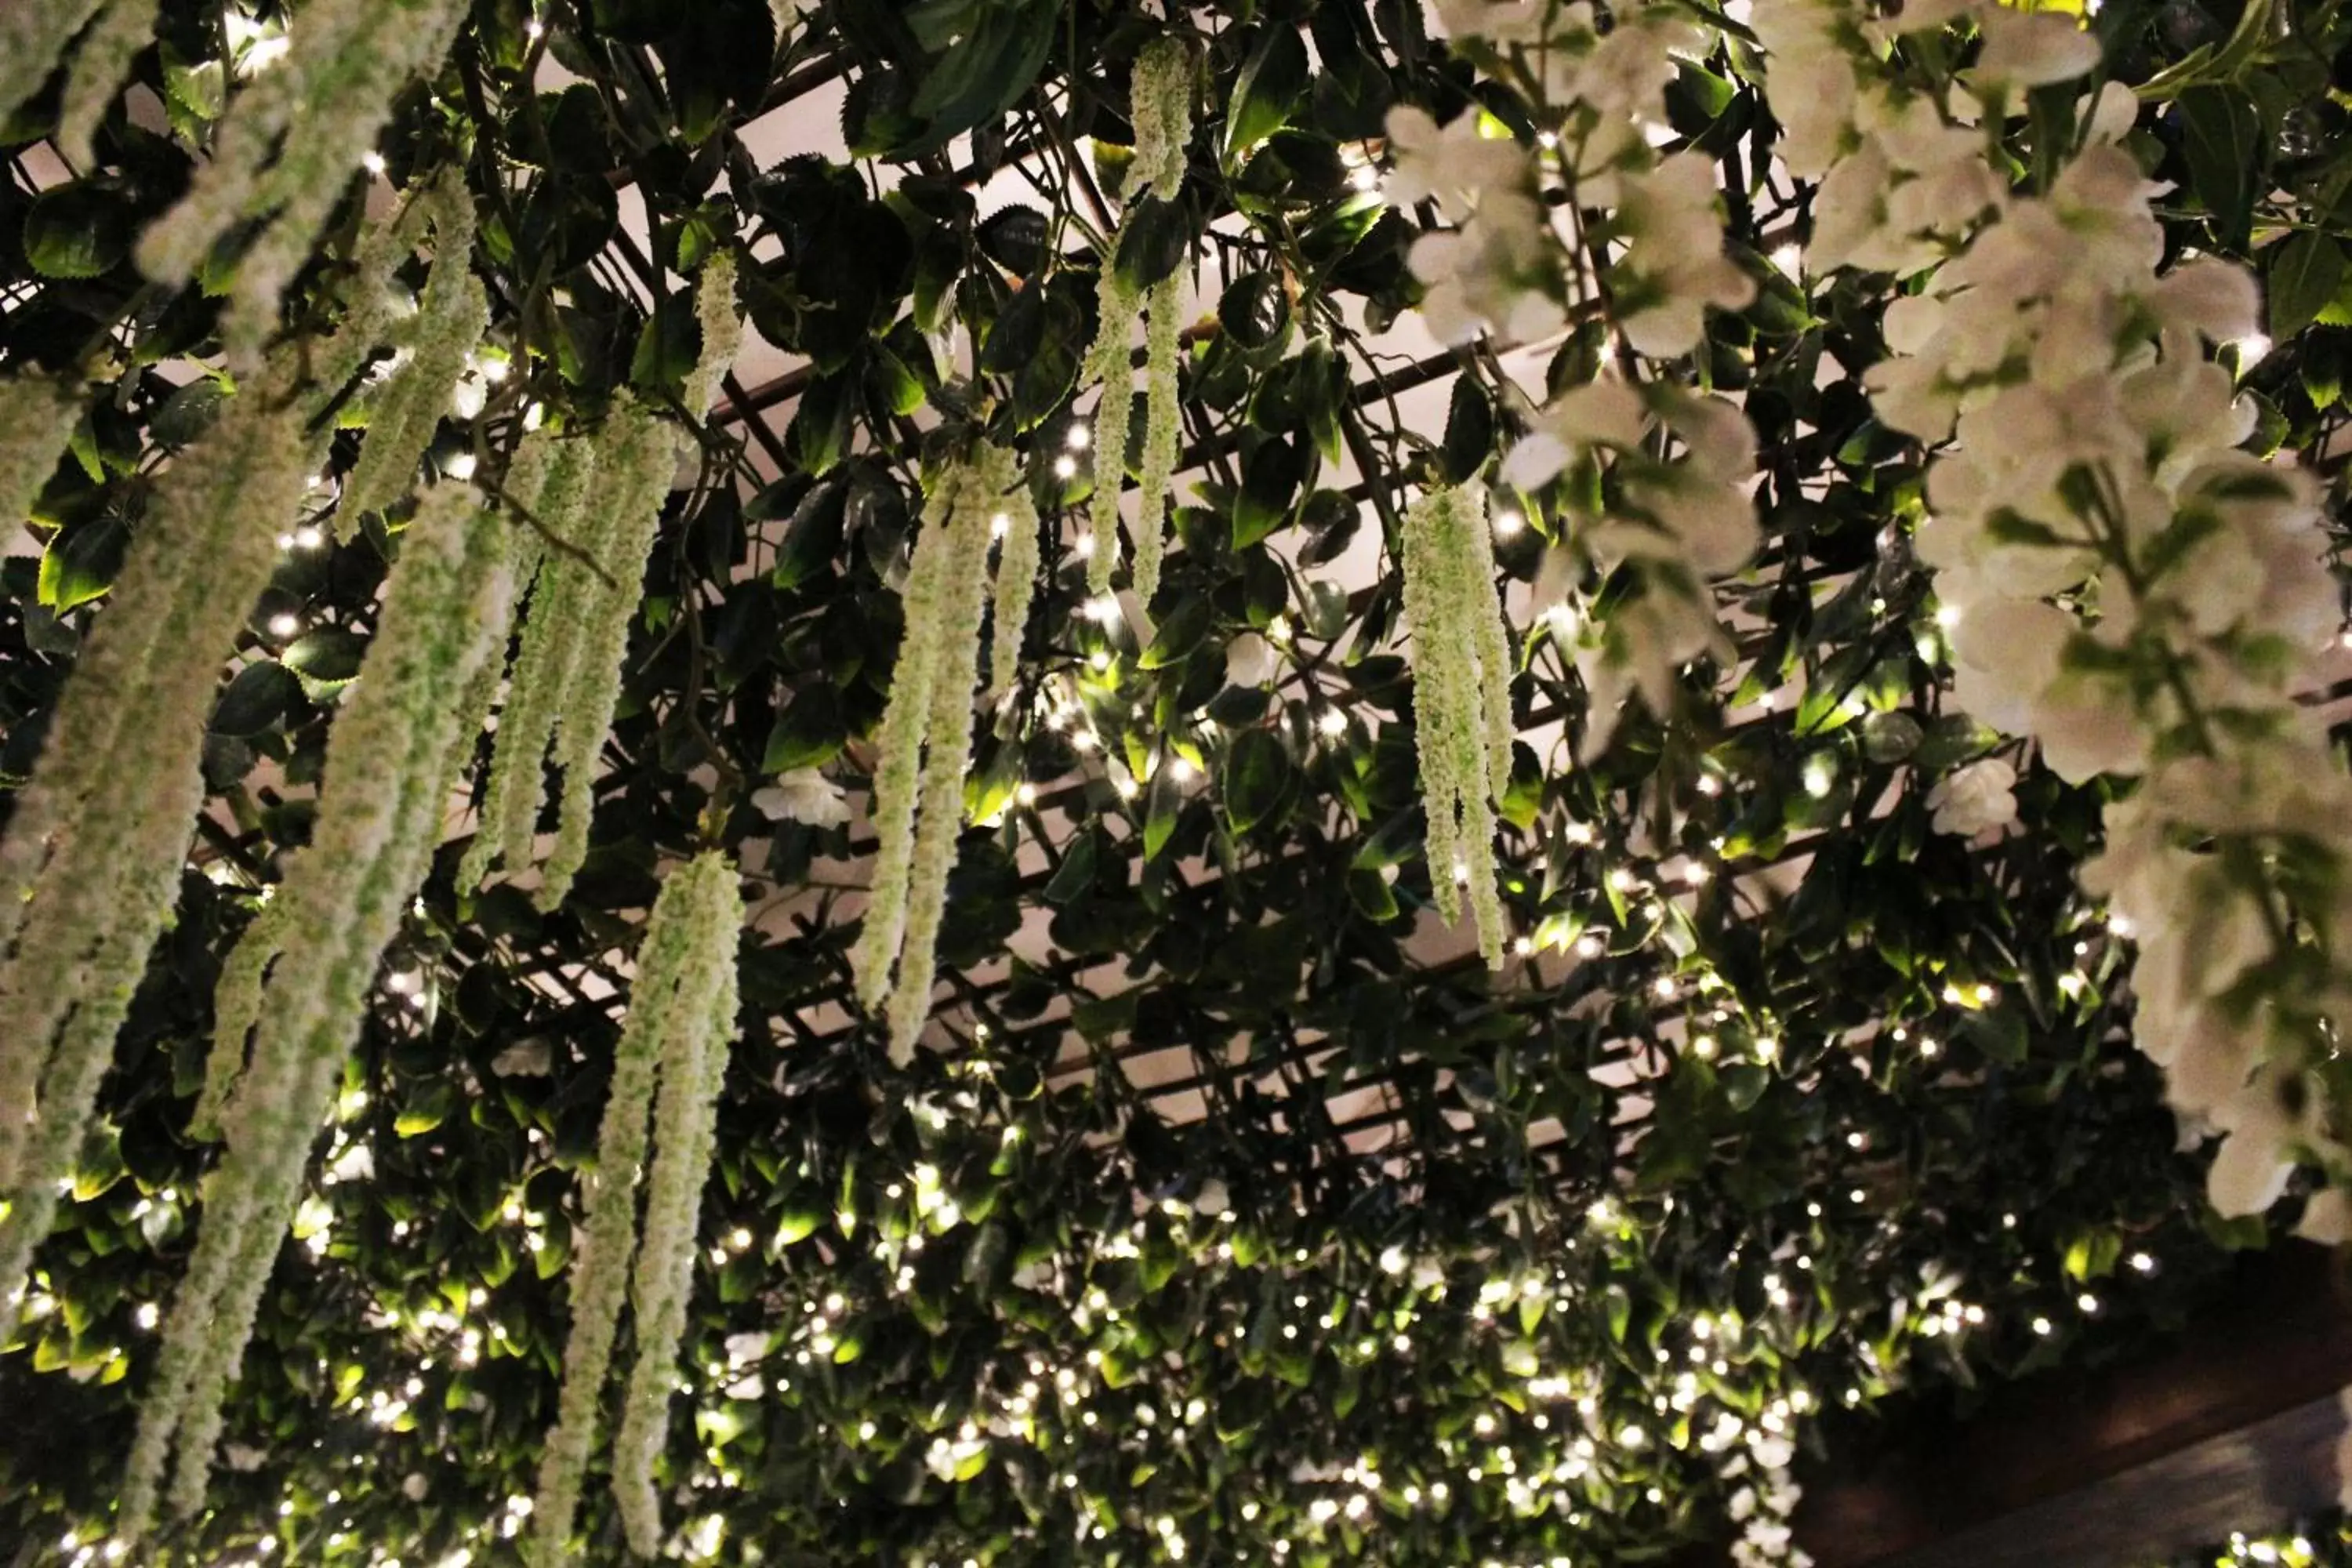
[[763, 686, 847, 772], [212, 661, 300, 737], [1440, 376, 1494, 485], [630, 292, 701, 397], [24, 183, 134, 279], [2267, 231, 2343, 341], [1225, 27, 1309, 158], [1113, 197, 1192, 294], [396, 1083, 454, 1138], [1138, 596, 1214, 670], [1232, 437, 1305, 550], [1221, 728, 1294, 835], [38, 514, 129, 613], [1218, 270, 1291, 355], [2176, 85, 2260, 249], [978, 205, 1050, 277]]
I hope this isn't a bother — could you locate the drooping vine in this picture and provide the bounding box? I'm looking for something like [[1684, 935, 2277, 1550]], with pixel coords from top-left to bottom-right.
[[851, 443, 1023, 1062], [132, 0, 471, 363], [0, 1, 107, 129], [116, 479, 517, 1545], [53, 0, 158, 169], [1399, 484, 1516, 970], [529, 851, 742, 1566], [339, 170, 485, 527], [0, 375, 85, 539], [1083, 37, 1192, 599], [0, 372, 318, 1327]]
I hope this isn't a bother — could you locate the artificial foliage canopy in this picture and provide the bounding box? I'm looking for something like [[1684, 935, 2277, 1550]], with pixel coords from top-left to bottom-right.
[[0, 0, 2349, 1565]]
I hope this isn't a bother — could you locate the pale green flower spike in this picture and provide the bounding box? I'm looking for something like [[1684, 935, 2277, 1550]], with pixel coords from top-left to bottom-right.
[[457, 395, 676, 913], [0, 0, 107, 129], [135, 0, 471, 362], [0, 376, 315, 1329], [1080, 36, 1192, 597], [1130, 271, 1187, 608], [114, 481, 515, 1544], [54, 0, 159, 169], [341, 172, 485, 524], [1400, 485, 1515, 970], [539, 397, 677, 911], [457, 428, 601, 891], [191, 891, 292, 1142], [529, 851, 741, 1566], [985, 446, 1044, 708], [686, 252, 744, 419], [851, 447, 1024, 1062], [0, 376, 85, 537]]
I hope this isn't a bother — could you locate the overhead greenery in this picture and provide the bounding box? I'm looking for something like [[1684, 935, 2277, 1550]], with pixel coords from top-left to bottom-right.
[[0, 0, 2349, 1564]]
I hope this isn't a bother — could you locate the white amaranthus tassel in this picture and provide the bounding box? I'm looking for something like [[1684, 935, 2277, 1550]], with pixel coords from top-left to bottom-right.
[[0, 0, 106, 126], [117, 481, 517, 1544], [684, 252, 743, 419], [0, 377, 315, 1325], [458, 396, 674, 911], [0, 376, 84, 534], [135, 0, 470, 362], [529, 851, 741, 1566], [54, 0, 159, 168], [339, 171, 484, 524], [985, 454, 1043, 707], [1399, 484, 1515, 969], [1081, 36, 1192, 596], [851, 445, 1024, 1062]]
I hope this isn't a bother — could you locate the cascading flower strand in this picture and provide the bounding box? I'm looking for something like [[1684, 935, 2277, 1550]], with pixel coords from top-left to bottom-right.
[[0, 375, 85, 534], [54, 0, 159, 169], [610, 857, 742, 1555], [339, 171, 485, 525], [133, 0, 471, 363], [851, 445, 1022, 1062], [0, 0, 107, 126], [1399, 484, 1516, 969], [458, 392, 677, 912], [529, 851, 742, 1566], [685, 252, 743, 419], [1082, 36, 1191, 596], [116, 481, 517, 1544], [985, 459, 1044, 707], [0, 376, 315, 1326]]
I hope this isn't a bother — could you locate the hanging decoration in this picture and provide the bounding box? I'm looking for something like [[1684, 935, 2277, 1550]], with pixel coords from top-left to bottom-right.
[[1083, 37, 1192, 601], [53, 0, 158, 169], [131, 0, 471, 364], [1399, 484, 1516, 969], [338, 170, 485, 527], [0, 375, 85, 539], [0, 373, 317, 1327], [0, 1, 107, 128], [1751, 0, 2352, 1220], [118, 479, 517, 1544], [528, 850, 742, 1566], [851, 443, 1024, 1062], [461, 255, 740, 909]]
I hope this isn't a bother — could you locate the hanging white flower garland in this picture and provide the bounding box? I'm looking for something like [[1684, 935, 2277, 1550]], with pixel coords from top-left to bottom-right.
[[463, 257, 741, 909], [1400, 485, 1518, 969], [529, 850, 741, 1566], [0, 180, 470, 1332], [132, 0, 472, 364], [1083, 37, 1192, 601], [341, 170, 485, 525], [118, 479, 518, 1544], [1751, 0, 2352, 1221], [851, 443, 1032, 1062]]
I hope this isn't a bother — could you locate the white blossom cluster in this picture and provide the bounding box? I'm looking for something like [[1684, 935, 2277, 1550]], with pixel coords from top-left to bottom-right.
[[530, 850, 741, 1566], [1752, 0, 2352, 1218], [1395, 1, 1762, 759], [1400, 485, 1516, 969], [1394, 0, 1753, 354], [0, 372, 317, 1335], [1507, 379, 1761, 750], [118, 480, 517, 1546], [1724, 1429, 1813, 1568], [851, 444, 1028, 1062], [133, 0, 471, 364], [459, 395, 677, 911], [340, 170, 485, 525], [1083, 36, 1192, 601]]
